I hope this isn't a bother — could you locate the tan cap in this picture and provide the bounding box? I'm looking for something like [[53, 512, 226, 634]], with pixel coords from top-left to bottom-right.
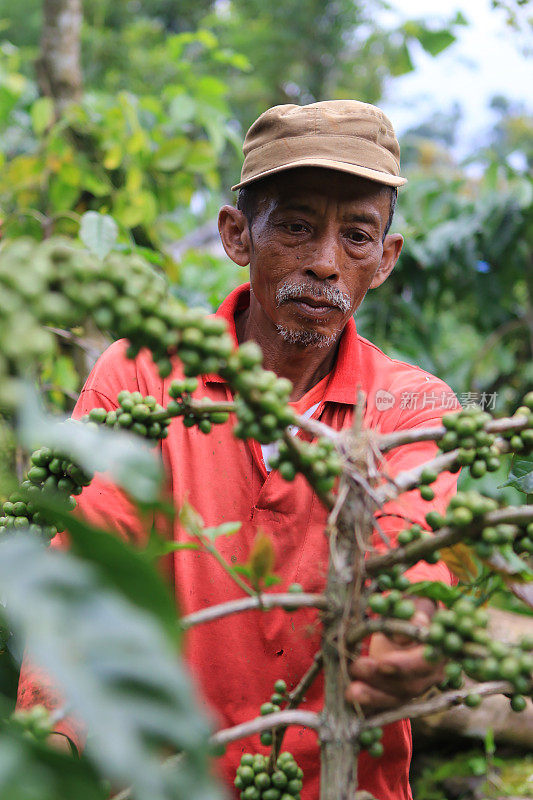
[[231, 100, 407, 192]]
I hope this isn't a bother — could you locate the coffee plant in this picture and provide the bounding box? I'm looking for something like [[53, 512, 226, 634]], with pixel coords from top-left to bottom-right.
[[0, 221, 531, 800]]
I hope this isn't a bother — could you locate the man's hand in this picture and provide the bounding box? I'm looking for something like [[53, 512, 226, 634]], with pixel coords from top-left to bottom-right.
[[345, 598, 445, 711]]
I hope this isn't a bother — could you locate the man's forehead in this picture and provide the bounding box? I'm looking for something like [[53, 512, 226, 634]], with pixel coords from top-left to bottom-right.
[[258, 176, 388, 221], [258, 168, 389, 208]]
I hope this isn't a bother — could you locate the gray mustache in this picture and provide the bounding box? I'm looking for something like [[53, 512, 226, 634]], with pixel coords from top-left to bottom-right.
[[275, 281, 351, 314]]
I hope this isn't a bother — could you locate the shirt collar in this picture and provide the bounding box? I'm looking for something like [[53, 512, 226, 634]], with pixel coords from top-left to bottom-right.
[[205, 283, 361, 405]]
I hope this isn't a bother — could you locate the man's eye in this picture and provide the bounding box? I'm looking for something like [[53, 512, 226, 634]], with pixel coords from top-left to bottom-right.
[[346, 231, 368, 243], [284, 222, 307, 233]]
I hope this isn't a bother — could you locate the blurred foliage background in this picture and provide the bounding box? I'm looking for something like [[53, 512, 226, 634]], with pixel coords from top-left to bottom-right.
[[0, 2, 531, 796], [0, 0, 530, 419]]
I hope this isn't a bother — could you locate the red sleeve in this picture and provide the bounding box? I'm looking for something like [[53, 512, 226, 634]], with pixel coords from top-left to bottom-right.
[[373, 389, 461, 586]]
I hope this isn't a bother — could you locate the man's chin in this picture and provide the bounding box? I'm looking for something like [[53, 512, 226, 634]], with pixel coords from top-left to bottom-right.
[[275, 324, 340, 348]]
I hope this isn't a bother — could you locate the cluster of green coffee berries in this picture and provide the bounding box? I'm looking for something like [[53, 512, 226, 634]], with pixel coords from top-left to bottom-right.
[[234, 752, 303, 800], [423, 490, 532, 562], [424, 597, 532, 711], [499, 393, 533, 453], [373, 566, 412, 593], [258, 679, 289, 747], [432, 490, 498, 531], [358, 725, 384, 758], [0, 237, 343, 502], [0, 239, 66, 408], [268, 437, 342, 494], [438, 394, 533, 478], [474, 520, 532, 561], [80, 391, 172, 441], [167, 379, 230, 434], [439, 407, 501, 478], [0, 442, 91, 540], [367, 590, 416, 621], [229, 343, 294, 444], [395, 523, 440, 565]]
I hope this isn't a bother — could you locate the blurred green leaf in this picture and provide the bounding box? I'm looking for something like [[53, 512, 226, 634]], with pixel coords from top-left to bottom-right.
[[79, 212, 118, 260], [0, 534, 223, 800], [416, 28, 456, 56], [389, 42, 414, 76], [39, 501, 179, 642], [407, 581, 463, 605], [0, 727, 106, 800], [153, 138, 189, 171], [30, 97, 54, 136], [203, 521, 241, 542], [503, 455, 533, 494]]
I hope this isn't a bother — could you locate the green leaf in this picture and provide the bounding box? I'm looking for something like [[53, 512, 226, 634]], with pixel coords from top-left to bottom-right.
[[416, 28, 456, 57], [232, 564, 252, 578], [38, 502, 179, 642], [158, 541, 201, 554], [503, 455, 533, 494], [488, 545, 533, 579], [0, 534, 223, 800], [406, 581, 463, 605], [452, 11, 468, 25], [263, 575, 282, 588], [153, 137, 189, 172], [79, 212, 118, 260], [389, 42, 415, 76], [30, 97, 55, 136], [203, 521, 241, 542], [0, 727, 106, 800]]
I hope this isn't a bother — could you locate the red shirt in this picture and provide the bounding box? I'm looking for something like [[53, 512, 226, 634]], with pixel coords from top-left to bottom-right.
[[18, 284, 459, 800]]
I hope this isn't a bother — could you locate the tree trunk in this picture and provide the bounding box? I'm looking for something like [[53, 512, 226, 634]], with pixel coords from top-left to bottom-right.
[[320, 435, 376, 800], [37, 0, 83, 113]]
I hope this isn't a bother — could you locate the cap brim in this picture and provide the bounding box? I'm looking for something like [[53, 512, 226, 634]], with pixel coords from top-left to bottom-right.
[[231, 157, 407, 192]]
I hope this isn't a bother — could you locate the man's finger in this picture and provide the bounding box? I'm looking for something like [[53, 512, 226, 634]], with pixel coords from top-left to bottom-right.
[[375, 645, 445, 680], [345, 680, 403, 711]]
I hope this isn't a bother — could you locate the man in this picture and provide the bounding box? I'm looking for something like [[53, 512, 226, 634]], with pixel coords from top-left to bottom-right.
[[18, 101, 458, 799]]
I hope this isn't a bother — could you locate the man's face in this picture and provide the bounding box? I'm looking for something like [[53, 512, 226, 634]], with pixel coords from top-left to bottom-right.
[[243, 168, 401, 348]]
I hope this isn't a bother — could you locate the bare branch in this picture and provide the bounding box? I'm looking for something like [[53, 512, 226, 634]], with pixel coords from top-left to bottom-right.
[[293, 414, 341, 443], [378, 413, 529, 454], [352, 680, 514, 737], [181, 593, 328, 629], [211, 709, 321, 747], [365, 505, 533, 576], [376, 450, 460, 505]]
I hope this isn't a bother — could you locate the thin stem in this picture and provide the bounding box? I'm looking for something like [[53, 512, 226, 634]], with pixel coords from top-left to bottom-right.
[[187, 399, 236, 414], [196, 532, 256, 597], [269, 652, 324, 769], [181, 594, 328, 629]]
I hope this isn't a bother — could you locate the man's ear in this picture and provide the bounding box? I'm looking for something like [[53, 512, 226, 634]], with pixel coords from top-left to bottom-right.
[[218, 205, 252, 267], [370, 233, 403, 289]]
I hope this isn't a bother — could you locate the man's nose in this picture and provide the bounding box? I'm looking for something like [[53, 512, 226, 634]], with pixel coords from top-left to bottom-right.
[[304, 233, 341, 281]]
